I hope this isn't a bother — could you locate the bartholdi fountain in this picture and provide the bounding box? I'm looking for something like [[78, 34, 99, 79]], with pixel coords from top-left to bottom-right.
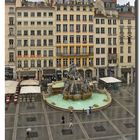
[[44, 64, 112, 111]]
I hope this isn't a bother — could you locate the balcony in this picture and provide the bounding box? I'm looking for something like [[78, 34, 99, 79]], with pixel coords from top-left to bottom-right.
[[8, 45, 14, 50], [8, 33, 15, 37], [108, 54, 117, 60], [120, 42, 124, 45], [56, 52, 91, 57], [8, 12, 15, 15]]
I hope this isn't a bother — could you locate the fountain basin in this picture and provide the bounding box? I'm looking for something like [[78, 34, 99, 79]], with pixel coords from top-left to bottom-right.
[[44, 92, 112, 111]]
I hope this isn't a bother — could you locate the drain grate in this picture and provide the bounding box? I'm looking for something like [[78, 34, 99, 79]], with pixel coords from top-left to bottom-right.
[[124, 123, 135, 128], [26, 117, 36, 122], [62, 129, 73, 135], [30, 132, 38, 138], [94, 126, 106, 132]]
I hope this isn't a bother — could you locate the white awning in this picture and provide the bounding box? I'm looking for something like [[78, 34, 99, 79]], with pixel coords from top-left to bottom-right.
[[20, 79, 39, 86], [99, 77, 121, 84], [20, 86, 41, 94], [5, 80, 19, 94]]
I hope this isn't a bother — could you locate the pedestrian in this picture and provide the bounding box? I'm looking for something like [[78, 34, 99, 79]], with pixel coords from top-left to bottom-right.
[[69, 122, 73, 128], [26, 128, 32, 138], [89, 106, 92, 114], [86, 109, 89, 116], [61, 116, 65, 124]]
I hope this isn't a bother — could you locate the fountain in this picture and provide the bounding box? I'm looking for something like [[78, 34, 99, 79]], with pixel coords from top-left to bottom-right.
[[44, 64, 112, 111]]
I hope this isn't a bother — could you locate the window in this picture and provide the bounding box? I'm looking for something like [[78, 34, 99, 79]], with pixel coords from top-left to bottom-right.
[[96, 28, 100, 34], [57, 6, 60, 11], [43, 12, 47, 16], [24, 40, 28, 46], [48, 21, 53, 25], [128, 19, 131, 24], [108, 19, 111, 24], [70, 35, 74, 43], [43, 50, 47, 57], [83, 7, 86, 11], [96, 19, 99, 24], [56, 59, 61, 67], [76, 24, 80, 32], [89, 58, 93, 66], [89, 25, 93, 32], [56, 15, 61, 21], [83, 15, 87, 21], [37, 12, 41, 17], [113, 19, 116, 24], [9, 52, 14, 62], [49, 59, 53, 67], [63, 36, 68, 43], [41, 59, 46, 67], [48, 30, 53, 35], [120, 56, 123, 63], [77, 7, 80, 11], [31, 21, 35, 25], [89, 35, 94, 43], [17, 12, 21, 16], [17, 21, 21, 25], [37, 50, 41, 56], [89, 46, 93, 55], [24, 60, 28, 67], [76, 58, 80, 67], [108, 38, 112, 45], [63, 46, 68, 54], [24, 21, 28, 25], [120, 19, 123, 24], [76, 15, 80, 21], [128, 56, 131, 63], [56, 24, 61, 32], [31, 30, 35, 35], [70, 58, 74, 65], [120, 37, 124, 44], [108, 28, 111, 34], [49, 39, 53, 45], [18, 60, 22, 68], [63, 15, 67, 21], [83, 35, 87, 43], [56, 47, 61, 55], [17, 40, 21, 46], [18, 51, 21, 56], [64, 7, 67, 10], [49, 12, 53, 17], [9, 39, 14, 45], [9, 28, 14, 35], [82, 58, 87, 66], [24, 30, 28, 36], [37, 22, 41, 25], [89, 15, 93, 21], [101, 48, 105, 54], [63, 24, 67, 32], [128, 46, 131, 53], [30, 40, 35, 46], [57, 35, 61, 43], [70, 6, 73, 11], [43, 22, 47, 25], [108, 48, 112, 54], [24, 50, 28, 56], [31, 12, 35, 17], [37, 60, 41, 67], [31, 50, 35, 56], [24, 12, 28, 17], [96, 58, 100, 65], [37, 39, 41, 46], [82, 46, 87, 54], [70, 24, 74, 32], [68, 48, 74, 56], [83, 24, 87, 32], [128, 37, 131, 44], [9, 17, 14, 25], [113, 38, 116, 45], [63, 58, 68, 67], [128, 27, 131, 33], [43, 39, 47, 46], [113, 28, 116, 34], [101, 28, 105, 33], [113, 48, 116, 54], [120, 46, 123, 53], [43, 30, 47, 35], [70, 15, 74, 21], [31, 60, 35, 67], [96, 38, 100, 44], [101, 19, 105, 24], [76, 35, 80, 43], [101, 58, 105, 65], [96, 48, 100, 54], [101, 38, 105, 44], [76, 46, 80, 54]]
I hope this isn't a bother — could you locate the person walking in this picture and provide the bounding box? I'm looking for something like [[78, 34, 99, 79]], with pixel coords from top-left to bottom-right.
[[69, 122, 73, 128], [86, 109, 89, 116]]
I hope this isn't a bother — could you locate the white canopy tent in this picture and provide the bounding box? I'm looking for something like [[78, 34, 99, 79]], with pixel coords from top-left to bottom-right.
[[99, 77, 121, 84], [20, 79, 39, 86], [20, 86, 41, 94], [5, 80, 19, 94]]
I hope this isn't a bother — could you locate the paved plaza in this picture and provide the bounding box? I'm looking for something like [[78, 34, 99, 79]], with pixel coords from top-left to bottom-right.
[[5, 84, 136, 140]]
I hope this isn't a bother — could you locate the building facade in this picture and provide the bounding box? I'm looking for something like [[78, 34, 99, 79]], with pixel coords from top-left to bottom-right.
[[5, 0, 135, 84]]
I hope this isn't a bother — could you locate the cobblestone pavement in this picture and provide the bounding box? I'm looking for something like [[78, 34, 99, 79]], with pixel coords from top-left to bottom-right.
[[5, 84, 136, 140]]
